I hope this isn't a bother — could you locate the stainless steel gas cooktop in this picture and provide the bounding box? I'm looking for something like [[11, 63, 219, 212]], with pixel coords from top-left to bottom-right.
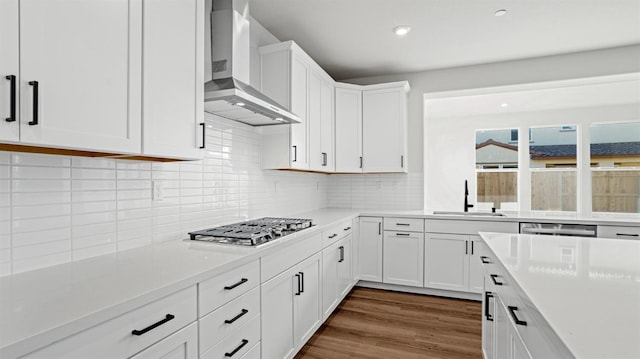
[[188, 217, 313, 246]]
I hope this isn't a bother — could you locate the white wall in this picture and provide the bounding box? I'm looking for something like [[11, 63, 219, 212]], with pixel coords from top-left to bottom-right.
[[0, 114, 328, 276], [341, 45, 640, 210]]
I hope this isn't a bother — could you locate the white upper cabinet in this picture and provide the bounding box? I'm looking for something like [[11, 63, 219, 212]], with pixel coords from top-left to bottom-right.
[[18, 0, 142, 153], [362, 82, 409, 173], [0, 0, 204, 160], [334, 85, 363, 173], [0, 0, 19, 142], [260, 41, 311, 170], [308, 69, 334, 172], [141, 0, 204, 160]]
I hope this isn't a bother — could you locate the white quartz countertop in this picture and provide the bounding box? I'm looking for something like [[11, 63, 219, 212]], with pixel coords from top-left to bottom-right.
[[1, 206, 637, 358], [480, 232, 640, 359]]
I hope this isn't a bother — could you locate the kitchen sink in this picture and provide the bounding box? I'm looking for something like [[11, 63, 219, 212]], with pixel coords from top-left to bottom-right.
[[432, 211, 507, 217]]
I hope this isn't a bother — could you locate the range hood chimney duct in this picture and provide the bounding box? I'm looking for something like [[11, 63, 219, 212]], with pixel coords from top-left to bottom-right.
[[204, 0, 300, 126]]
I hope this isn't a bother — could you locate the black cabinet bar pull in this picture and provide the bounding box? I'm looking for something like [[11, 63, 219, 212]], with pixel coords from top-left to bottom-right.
[[294, 273, 301, 295], [378, 222, 381, 235], [322, 152, 327, 166], [617, 233, 639, 237], [131, 314, 174, 336], [292, 145, 297, 162], [396, 223, 410, 226], [490, 274, 503, 286], [338, 246, 344, 262], [224, 309, 249, 324], [5, 75, 16, 122], [396, 233, 410, 236], [225, 339, 249, 357], [359, 156, 363, 168], [465, 240, 468, 255], [299, 271, 304, 293], [224, 278, 248, 290], [199, 122, 205, 149], [328, 234, 337, 239], [471, 241, 475, 255], [484, 292, 494, 321], [480, 256, 491, 264], [344, 226, 351, 231], [508, 306, 527, 326], [28, 81, 38, 126], [401, 155, 404, 168]]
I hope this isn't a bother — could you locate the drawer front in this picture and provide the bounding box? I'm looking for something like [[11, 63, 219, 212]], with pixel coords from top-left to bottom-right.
[[322, 219, 353, 247], [201, 314, 260, 359], [384, 217, 424, 232], [22, 286, 197, 359], [426, 219, 517, 235], [261, 233, 321, 282], [199, 260, 260, 317], [598, 225, 640, 240], [199, 287, 260, 354], [239, 341, 260, 359]]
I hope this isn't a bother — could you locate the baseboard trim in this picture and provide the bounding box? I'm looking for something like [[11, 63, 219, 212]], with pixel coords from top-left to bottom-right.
[[356, 280, 482, 301]]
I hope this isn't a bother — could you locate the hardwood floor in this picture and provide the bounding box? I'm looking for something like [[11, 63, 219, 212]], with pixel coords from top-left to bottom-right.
[[295, 287, 482, 359]]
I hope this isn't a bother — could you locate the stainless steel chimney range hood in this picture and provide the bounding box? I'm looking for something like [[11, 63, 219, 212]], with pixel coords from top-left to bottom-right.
[[204, 0, 300, 126]]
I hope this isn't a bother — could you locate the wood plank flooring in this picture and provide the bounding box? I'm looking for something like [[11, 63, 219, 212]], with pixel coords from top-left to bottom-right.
[[295, 287, 482, 359]]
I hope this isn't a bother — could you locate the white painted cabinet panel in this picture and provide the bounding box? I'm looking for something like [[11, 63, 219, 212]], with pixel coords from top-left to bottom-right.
[[322, 234, 353, 319], [362, 83, 408, 173], [334, 86, 362, 173], [469, 236, 484, 294], [129, 323, 197, 359], [289, 53, 309, 170], [424, 233, 469, 291], [0, 0, 19, 142], [358, 217, 383, 282], [309, 71, 334, 172], [383, 231, 424, 287], [337, 235, 353, 298], [293, 253, 322, 347], [18, 0, 142, 153], [141, 0, 204, 160]]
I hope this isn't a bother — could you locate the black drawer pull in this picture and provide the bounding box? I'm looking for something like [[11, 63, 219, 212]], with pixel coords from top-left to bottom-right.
[[395, 233, 410, 236], [5, 75, 16, 122], [480, 256, 491, 264], [225, 339, 249, 357], [295, 273, 301, 295], [224, 309, 249, 324], [299, 271, 304, 293], [131, 314, 174, 336], [224, 278, 248, 290], [292, 145, 297, 162], [484, 292, 494, 321], [616, 233, 639, 237], [199, 122, 206, 149], [508, 306, 527, 326], [396, 223, 410, 226], [338, 246, 344, 262], [28, 81, 38, 125], [328, 234, 337, 239], [490, 274, 503, 286], [344, 227, 351, 231]]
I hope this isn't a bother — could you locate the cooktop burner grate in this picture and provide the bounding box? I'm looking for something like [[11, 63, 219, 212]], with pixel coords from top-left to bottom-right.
[[188, 217, 313, 246]]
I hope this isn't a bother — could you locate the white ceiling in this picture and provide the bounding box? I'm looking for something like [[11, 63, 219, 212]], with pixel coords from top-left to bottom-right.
[[248, 0, 640, 80]]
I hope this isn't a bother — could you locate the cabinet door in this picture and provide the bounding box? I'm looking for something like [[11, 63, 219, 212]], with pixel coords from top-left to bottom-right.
[[494, 294, 509, 359], [334, 86, 362, 173], [469, 236, 484, 294], [321, 240, 340, 319], [308, 70, 323, 171], [290, 52, 308, 170], [320, 79, 334, 171], [383, 231, 424, 287], [261, 267, 295, 359], [482, 289, 496, 359], [509, 324, 533, 359], [362, 86, 406, 173], [129, 323, 197, 359], [337, 234, 353, 298], [424, 233, 469, 291], [294, 253, 322, 349], [19, 0, 142, 153], [141, 0, 204, 160], [0, 0, 19, 142], [358, 217, 383, 282], [351, 219, 360, 283]]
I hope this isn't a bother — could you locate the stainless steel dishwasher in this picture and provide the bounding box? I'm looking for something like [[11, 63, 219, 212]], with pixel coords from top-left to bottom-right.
[[519, 222, 597, 237]]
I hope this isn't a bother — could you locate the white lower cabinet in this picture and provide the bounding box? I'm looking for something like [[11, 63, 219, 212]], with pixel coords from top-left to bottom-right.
[[424, 233, 470, 292], [201, 314, 260, 359], [322, 234, 352, 319], [358, 217, 383, 282], [383, 230, 424, 287], [130, 322, 198, 359], [492, 292, 532, 359], [261, 252, 322, 359]]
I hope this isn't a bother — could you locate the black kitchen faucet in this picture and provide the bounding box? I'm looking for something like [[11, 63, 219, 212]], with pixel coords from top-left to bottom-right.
[[464, 180, 474, 212]]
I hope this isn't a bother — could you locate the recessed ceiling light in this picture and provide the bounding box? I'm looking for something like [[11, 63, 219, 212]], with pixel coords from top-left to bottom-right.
[[235, 102, 245, 107], [393, 25, 411, 36], [494, 9, 507, 17], [274, 117, 285, 122], [500, 103, 509, 108]]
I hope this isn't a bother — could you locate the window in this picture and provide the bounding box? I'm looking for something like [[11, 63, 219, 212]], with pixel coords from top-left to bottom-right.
[[529, 125, 577, 212], [476, 129, 518, 210], [509, 128, 533, 143], [590, 122, 640, 214]]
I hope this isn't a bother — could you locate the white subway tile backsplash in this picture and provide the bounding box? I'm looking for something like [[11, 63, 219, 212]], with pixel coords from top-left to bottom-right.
[[0, 115, 425, 276]]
